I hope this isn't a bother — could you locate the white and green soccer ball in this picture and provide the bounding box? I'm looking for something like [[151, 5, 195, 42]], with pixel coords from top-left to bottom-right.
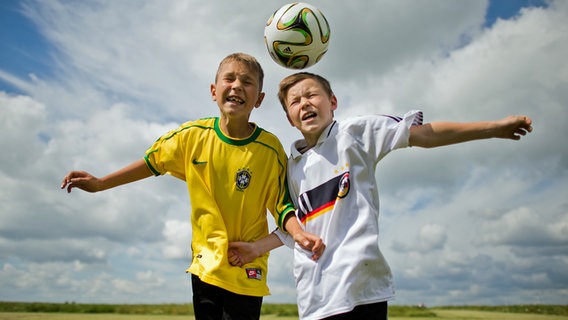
[[264, 2, 331, 69]]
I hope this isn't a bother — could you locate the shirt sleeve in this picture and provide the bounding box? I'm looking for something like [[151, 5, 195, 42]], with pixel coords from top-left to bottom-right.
[[273, 227, 295, 249], [143, 126, 187, 181], [345, 110, 423, 163], [386, 110, 423, 151], [268, 136, 297, 230]]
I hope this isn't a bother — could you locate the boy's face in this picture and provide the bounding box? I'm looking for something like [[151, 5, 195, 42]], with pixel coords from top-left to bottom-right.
[[211, 61, 265, 121], [285, 78, 337, 142]]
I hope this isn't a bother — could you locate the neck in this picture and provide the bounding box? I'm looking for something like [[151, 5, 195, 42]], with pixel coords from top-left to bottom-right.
[[300, 120, 334, 152], [219, 117, 254, 138], [297, 133, 320, 154]]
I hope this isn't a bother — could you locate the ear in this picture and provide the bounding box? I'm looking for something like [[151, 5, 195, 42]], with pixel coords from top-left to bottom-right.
[[254, 91, 265, 108], [330, 94, 338, 111], [286, 113, 295, 127], [210, 84, 217, 101]]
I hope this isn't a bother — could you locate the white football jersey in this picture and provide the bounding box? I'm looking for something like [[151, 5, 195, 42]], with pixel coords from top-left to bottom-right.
[[285, 111, 423, 319]]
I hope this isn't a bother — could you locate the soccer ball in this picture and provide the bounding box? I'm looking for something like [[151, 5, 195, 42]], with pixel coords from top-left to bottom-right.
[[264, 2, 330, 69]]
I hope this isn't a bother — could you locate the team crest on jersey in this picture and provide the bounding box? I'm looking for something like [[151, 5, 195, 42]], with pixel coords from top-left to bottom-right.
[[337, 172, 350, 198], [296, 171, 351, 224], [245, 268, 262, 280], [235, 168, 252, 191]]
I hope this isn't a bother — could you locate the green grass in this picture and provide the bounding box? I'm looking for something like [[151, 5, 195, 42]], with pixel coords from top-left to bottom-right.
[[437, 304, 568, 316], [0, 302, 300, 317], [0, 302, 566, 319], [0, 302, 193, 315]]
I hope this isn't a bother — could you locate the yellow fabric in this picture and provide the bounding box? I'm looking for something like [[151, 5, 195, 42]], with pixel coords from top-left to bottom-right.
[[144, 117, 294, 296]]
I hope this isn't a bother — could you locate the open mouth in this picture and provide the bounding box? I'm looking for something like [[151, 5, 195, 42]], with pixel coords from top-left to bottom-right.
[[227, 96, 244, 104], [302, 112, 317, 121]]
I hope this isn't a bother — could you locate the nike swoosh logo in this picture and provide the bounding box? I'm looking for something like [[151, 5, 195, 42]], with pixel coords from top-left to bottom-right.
[[192, 159, 207, 165]]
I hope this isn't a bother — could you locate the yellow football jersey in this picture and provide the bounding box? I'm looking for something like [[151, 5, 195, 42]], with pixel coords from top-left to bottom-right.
[[144, 117, 294, 296]]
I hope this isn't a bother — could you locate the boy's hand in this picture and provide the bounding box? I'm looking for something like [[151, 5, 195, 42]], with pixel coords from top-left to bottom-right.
[[496, 115, 533, 140], [61, 171, 102, 193], [227, 229, 326, 267], [228, 242, 258, 267], [292, 230, 325, 261], [283, 212, 325, 261]]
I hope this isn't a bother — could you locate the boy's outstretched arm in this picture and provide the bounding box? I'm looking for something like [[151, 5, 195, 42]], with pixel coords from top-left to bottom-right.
[[409, 115, 533, 148], [61, 159, 153, 193]]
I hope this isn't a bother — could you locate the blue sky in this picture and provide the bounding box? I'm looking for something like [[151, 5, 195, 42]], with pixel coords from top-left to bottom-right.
[[0, 2, 52, 92], [485, 0, 548, 25], [1, 0, 566, 307], [0, 0, 548, 93]]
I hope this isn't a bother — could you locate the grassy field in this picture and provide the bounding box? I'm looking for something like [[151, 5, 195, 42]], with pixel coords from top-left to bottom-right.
[[0, 302, 566, 320], [1, 311, 568, 320]]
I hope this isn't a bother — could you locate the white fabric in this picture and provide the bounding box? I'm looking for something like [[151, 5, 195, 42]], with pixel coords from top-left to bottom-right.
[[273, 227, 294, 247], [287, 111, 422, 319]]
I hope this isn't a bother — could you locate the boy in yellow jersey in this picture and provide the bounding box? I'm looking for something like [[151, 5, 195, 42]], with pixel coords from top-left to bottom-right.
[[61, 53, 324, 320]]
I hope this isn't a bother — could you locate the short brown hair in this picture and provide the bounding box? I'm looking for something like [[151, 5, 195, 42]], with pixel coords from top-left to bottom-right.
[[216, 53, 265, 91], [277, 72, 333, 113]]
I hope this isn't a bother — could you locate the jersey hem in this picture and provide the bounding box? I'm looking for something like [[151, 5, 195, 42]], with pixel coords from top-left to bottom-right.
[[187, 270, 270, 298], [302, 296, 394, 320]]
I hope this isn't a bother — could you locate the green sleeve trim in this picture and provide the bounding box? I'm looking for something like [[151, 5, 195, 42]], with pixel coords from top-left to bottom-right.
[[143, 155, 161, 176], [278, 206, 296, 230]]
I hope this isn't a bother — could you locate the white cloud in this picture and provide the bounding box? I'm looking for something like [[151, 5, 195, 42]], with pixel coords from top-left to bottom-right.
[[0, 0, 566, 307], [162, 220, 192, 260]]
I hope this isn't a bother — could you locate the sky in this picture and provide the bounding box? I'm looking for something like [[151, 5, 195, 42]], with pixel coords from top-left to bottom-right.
[[1, 0, 566, 307]]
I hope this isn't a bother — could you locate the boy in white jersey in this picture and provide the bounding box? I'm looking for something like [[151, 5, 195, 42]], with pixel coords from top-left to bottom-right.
[[61, 54, 324, 320], [228, 72, 533, 320]]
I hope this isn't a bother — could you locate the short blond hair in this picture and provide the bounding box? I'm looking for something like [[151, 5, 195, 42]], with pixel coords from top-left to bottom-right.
[[216, 53, 265, 92]]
